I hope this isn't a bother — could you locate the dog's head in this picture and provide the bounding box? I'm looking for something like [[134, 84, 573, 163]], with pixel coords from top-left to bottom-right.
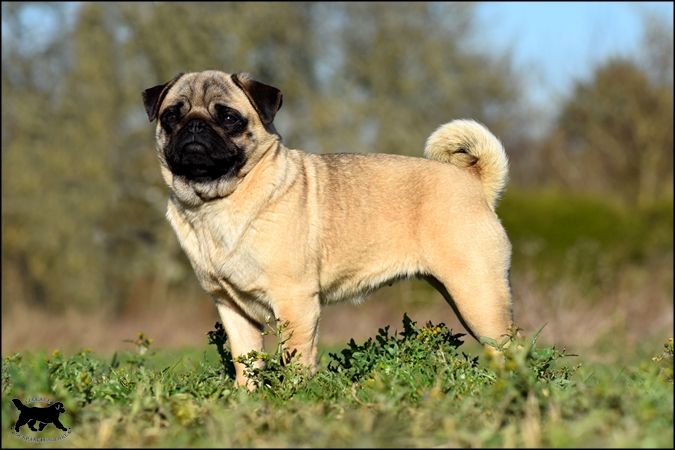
[[50, 402, 65, 414], [142, 70, 283, 203]]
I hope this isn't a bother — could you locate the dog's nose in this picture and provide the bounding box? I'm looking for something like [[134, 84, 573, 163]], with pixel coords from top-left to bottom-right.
[[187, 119, 206, 134]]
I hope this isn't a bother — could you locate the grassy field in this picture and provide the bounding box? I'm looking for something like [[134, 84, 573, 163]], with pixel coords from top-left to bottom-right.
[[2, 316, 673, 448]]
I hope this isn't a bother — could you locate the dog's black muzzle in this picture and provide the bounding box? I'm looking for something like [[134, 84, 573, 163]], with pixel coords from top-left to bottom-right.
[[164, 119, 245, 182]]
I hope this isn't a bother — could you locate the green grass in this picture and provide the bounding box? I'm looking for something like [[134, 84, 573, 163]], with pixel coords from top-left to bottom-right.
[[2, 317, 673, 448]]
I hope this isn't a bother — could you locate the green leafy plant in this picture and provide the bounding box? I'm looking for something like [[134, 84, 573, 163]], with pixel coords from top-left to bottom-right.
[[327, 313, 468, 382], [206, 322, 235, 379], [233, 320, 312, 398]]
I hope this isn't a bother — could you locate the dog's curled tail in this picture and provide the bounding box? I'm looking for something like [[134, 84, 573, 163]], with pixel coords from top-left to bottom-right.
[[12, 399, 26, 411], [424, 119, 509, 211]]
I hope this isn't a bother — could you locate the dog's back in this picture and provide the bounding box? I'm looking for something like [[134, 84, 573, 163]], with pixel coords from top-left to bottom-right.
[[13, 399, 61, 422]]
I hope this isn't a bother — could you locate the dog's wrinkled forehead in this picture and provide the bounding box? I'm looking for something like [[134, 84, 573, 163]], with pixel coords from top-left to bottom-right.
[[163, 71, 244, 111]]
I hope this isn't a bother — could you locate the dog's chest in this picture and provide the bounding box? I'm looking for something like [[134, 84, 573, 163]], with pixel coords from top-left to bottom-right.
[[166, 201, 262, 295]]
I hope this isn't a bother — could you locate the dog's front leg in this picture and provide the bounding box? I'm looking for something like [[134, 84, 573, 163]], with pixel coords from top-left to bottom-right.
[[14, 415, 28, 432], [214, 299, 264, 390], [52, 419, 68, 432], [273, 294, 321, 373]]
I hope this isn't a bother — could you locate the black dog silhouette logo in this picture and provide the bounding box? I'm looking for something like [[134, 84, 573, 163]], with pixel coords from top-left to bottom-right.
[[11, 397, 71, 442]]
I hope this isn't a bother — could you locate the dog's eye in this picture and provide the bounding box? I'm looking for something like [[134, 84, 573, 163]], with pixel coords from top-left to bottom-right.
[[163, 111, 178, 122], [160, 103, 183, 126], [215, 105, 242, 127], [221, 113, 239, 126]]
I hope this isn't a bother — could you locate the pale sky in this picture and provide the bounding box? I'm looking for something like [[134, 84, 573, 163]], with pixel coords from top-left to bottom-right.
[[475, 2, 673, 111]]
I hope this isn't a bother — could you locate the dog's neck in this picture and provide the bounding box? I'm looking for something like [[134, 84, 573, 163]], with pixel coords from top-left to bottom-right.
[[171, 171, 241, 207], [164, 139, 286, 209]]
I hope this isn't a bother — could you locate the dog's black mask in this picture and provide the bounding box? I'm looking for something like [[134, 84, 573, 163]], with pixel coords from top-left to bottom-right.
[[163, 117, 246, 182]]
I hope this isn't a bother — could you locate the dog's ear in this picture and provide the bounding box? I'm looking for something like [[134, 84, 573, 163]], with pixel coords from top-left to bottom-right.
[[231, 72, 283, 125], [142, 72, 184, 122]]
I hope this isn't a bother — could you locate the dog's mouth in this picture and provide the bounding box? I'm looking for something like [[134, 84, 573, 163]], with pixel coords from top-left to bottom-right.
[[183, 142, 207, 153]]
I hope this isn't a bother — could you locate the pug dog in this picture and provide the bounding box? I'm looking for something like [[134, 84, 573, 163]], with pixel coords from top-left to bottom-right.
[[142, 70, 513, 388]]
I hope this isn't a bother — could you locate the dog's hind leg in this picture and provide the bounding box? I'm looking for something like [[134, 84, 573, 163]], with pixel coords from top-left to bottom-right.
[[426, 267, 512, 349], [38, 422, 48, 431], [424, 226, 513, 349], [27, 419, 38, 432]]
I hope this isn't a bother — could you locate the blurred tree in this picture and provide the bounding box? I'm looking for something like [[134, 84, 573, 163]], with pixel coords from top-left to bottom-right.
[[539, 12, 673, 206], [304, 2, 527, 156], [542, 58, 673, 206], [3, 2, 75, 308], [638, 8, 673, 88], [4, 3, 119, 310]]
